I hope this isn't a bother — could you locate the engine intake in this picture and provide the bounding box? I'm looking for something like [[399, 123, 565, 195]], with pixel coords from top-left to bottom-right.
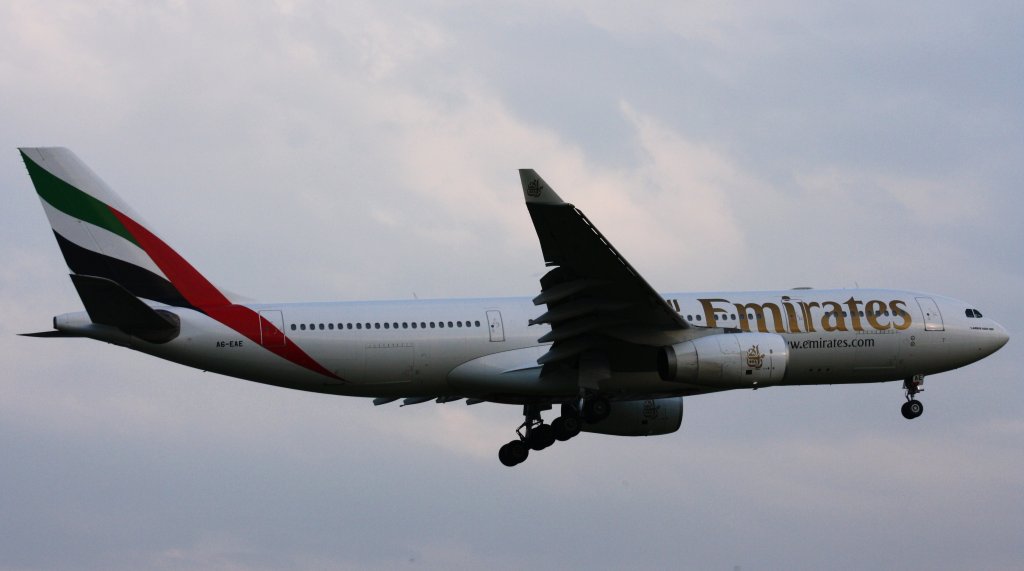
[[657, 332, 788, 388]]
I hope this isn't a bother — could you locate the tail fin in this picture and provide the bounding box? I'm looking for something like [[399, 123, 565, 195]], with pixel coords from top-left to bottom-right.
[[20, 147, 230, 311]]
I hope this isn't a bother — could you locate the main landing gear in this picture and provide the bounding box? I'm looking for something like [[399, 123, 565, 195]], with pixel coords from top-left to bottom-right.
[[498, 398, 609, 467], [901, 376, 924, 420]]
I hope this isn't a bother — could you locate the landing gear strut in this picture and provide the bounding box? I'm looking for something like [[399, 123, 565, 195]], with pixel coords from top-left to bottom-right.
[[498, 401, 585, 467], [901, 376, 924, 420]]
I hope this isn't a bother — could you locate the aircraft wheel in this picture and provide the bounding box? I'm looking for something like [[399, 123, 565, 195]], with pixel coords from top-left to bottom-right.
[[552, 415, 582, 441], [901, 400, 923, 419], [584, 397, 610, 423], [907, 399, 923, 418], [499, 440, 529, 466], [527, 424, 556, 450]]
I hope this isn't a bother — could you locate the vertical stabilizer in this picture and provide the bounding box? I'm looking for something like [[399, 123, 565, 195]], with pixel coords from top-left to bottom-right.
[[20, 147, 228, 310]]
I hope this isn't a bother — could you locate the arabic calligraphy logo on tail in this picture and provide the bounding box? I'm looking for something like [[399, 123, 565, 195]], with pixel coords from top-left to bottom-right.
[[746, 345, 765, 369], [526, 179, 544, 197]]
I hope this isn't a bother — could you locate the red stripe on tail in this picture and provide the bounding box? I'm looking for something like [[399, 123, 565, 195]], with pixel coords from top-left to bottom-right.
[[111, 208, 344, 381]]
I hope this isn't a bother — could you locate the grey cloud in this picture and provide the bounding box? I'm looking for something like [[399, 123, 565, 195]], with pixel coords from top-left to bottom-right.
[[1, 1, 1022, 570]]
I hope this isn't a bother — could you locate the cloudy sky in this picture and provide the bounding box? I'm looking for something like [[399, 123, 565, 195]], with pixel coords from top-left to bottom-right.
[[2, 1, 1022, 569]]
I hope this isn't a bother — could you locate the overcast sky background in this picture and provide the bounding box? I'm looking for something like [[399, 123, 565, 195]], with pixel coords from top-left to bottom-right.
[[1, 1, 1022, 570]]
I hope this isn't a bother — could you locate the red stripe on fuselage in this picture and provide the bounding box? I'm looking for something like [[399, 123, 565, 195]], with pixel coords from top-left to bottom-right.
[[110, 208, 344, 381]]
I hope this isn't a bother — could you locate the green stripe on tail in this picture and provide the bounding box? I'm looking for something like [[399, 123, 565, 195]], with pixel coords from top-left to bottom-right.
[[21, 150, 139, 247]]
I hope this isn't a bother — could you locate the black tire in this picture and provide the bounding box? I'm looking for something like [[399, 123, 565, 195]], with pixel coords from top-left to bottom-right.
[[907, 399, 923, 419], [901, 401, 914, 419], [499, 440, 529, 466], [552, 415, 582, 441], [584, 397, 611, 423], [527, 424, 556, 450], [560, 402, 580, 418]]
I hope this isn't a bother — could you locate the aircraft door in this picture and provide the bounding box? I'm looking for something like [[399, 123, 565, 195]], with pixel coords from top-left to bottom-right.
[[486, 310, 505, 342], [258, 310, 286, 347], [781, 296, 807, 333], [916, 297, 945, 331]]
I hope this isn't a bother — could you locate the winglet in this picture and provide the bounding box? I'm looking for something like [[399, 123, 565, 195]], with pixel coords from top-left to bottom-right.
[[519, 169, 565, 205]]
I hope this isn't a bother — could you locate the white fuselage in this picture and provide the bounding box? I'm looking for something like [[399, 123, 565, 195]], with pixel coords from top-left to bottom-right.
[[53, 288, 1009, 403]]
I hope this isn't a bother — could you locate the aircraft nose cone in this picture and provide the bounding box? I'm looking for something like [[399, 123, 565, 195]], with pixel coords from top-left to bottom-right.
[[978, 320, 1011, 358], [991, 321, 1010, 351]]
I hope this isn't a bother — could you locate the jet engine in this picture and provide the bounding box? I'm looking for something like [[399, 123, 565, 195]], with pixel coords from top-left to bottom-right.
[[657, 332, 788, 388], [580, 397, 683, 436]]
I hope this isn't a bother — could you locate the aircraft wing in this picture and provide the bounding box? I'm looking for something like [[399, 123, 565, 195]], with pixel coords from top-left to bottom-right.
[[520, 170, 688, 382]]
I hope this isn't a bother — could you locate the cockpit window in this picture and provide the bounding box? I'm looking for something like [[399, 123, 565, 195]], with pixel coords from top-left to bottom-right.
[[965, 308, 984, 318]]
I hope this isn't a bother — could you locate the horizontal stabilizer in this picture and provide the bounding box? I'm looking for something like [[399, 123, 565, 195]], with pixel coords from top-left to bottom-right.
[[18, 330, 85, 338], [70, 274, 180, 343]]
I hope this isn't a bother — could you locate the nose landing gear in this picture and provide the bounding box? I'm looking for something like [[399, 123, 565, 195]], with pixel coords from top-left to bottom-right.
[[901, 376, 924, 420]]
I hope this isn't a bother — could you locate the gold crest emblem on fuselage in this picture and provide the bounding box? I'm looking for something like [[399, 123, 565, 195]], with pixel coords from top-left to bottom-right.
[[746, 345, 765, 369]]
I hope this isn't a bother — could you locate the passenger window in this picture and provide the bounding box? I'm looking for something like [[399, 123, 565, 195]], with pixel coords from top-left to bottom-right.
[[686, 315, 693, 321], [374, 323, 380, 329], [328, 323, 334, 330], [291, 324, 297, 331], [300, 324, 306, 331], [448, 321, 454, 328], [696, 315, 702, 321], [475, 320, 481, 327], [384, 323, 390, 329], [457, 321, 463, 327]]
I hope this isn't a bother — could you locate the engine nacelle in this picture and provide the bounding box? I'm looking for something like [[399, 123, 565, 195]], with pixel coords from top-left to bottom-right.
[[581, 397, 683, 436], [657, 332, 788, 388]]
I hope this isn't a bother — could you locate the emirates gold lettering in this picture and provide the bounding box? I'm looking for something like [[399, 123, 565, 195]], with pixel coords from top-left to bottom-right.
[[698, 298, 729, 328], [844, 297, 865, 331], [820, 301, 847, 332], [799, 301, 820, 333], [865, 299, 890, 330], [890, 300, 911, 330], [781, 297, 801, 332], [735, 302, 786, 333], [696, 297, 913, 333]]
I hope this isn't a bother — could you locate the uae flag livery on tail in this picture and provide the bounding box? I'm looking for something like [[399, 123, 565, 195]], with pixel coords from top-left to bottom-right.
[[20, 147, 341, 380]]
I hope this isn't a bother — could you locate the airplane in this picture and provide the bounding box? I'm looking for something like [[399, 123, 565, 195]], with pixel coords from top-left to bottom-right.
[[19, 147, 1009, 467]]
